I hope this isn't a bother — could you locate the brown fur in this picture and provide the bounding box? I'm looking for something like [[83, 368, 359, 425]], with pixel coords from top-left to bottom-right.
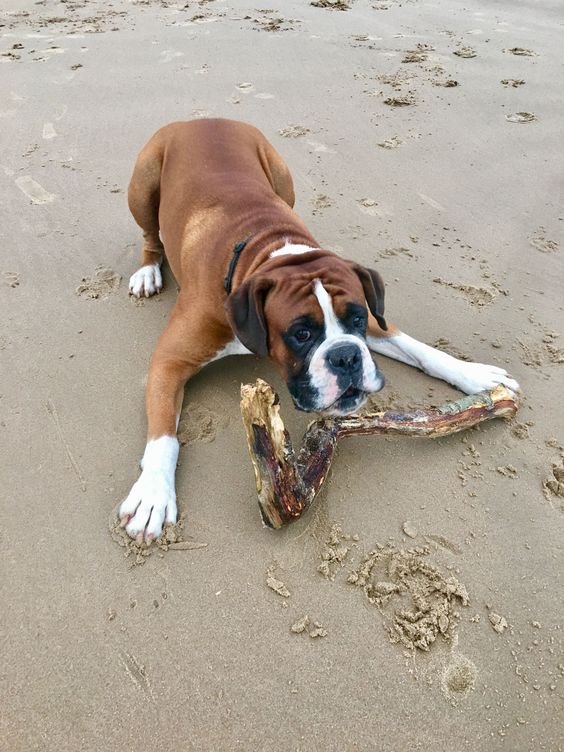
[[127, 119, 393, 439]]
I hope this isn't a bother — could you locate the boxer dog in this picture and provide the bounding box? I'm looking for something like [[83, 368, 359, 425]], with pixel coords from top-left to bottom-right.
[[119, 119, 519, 542]]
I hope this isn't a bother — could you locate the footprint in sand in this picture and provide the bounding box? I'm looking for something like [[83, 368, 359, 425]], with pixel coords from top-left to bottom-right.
[[3, 271, 20, 288], [236, 82, 255, 93], [506, 111, 537, 123], [504, 47, 536, 56], [378, 70, 413, 90], [253, 16, 299, 32], [402, 44, 433, 63], [2, 51, 21, 61], [432, 277, 498, 306], [543, 460, 564, 500], [377, 136, 403, 149], [311, 0, 351, 9], [357, 198, 379, 216], [517, 334, 564, 367], [188, 15, 220, 25], [33, 46, 66, 63], [278, 124, 309, 138], [529, 227, 559, 253], [378, 247, 415, 260], [501, 78, 525, 87], [311, 193, 333, 215], [76, 266, 121, 300], [384, 95, 415, 107], [433, 79, 459, 87], [453, 46, 477, 58], [15, 175, 56, 204], [402, 50, 427, 63], [178, 404, 229, 445]]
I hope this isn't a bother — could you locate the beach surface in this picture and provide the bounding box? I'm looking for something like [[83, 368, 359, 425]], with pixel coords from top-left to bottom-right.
[[1, 0, 563, 749]]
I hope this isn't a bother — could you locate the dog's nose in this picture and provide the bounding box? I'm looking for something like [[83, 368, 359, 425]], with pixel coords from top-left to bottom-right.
[[327, 344, 362, 374]]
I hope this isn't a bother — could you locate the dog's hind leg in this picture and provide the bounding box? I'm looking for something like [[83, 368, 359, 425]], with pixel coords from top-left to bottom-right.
[[260, 140, 295, 209], [127, 138, 165, 297]]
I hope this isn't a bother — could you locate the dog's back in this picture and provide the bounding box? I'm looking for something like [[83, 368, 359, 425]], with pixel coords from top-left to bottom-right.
[[129, 119, 296, 276]]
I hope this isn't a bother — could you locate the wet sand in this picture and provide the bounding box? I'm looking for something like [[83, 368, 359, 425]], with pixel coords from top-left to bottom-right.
[[1, 0, 563, 749]]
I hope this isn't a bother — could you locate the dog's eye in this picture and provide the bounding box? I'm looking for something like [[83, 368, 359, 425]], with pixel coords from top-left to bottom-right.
[[352, 315, 365, 329], [294, 328, 311, 343]]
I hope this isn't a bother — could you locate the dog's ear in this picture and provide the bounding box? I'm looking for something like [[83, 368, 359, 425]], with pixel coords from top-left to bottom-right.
[[350, 264, 387, 331], [225, 277, 273, 357]]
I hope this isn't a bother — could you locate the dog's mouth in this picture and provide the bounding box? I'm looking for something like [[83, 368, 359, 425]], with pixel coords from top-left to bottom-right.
[[290, 386, 367, 415], [320, 386, 368, 416], [342, 385, 360, 399]]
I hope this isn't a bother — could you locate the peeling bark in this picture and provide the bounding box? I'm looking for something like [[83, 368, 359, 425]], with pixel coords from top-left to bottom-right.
[[240, 380, 518, 529]]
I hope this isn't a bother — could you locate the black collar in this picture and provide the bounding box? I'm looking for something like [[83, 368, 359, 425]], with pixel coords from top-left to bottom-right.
[[224, 237, 252, 294]]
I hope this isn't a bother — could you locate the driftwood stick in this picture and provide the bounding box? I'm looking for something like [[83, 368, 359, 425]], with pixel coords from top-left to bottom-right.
[[240, 379, 519, 529]]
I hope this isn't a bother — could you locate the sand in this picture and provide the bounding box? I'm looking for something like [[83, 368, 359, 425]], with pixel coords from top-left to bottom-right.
[[1, 0, 563, 749]]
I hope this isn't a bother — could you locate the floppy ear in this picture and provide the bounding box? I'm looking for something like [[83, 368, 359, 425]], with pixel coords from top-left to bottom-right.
[[351, 264, 387, 331], [225, 277, 273, 357]]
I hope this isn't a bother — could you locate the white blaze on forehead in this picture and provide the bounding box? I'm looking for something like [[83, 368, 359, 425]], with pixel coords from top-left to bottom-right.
[[270, 242, 318, 258], [313, 279, 344, 338], [307, 279, 384, 411]]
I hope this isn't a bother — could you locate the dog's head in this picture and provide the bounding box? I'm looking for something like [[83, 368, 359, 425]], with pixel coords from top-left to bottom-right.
[[226, 251, 386, 415]]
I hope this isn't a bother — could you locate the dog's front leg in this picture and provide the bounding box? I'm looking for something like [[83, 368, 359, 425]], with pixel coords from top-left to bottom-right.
[[366, 315, 520, 395], [119, 304, 225, 543]]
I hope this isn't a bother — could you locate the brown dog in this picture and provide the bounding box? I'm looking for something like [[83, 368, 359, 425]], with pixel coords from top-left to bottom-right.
[[119, 119, 519, 542]]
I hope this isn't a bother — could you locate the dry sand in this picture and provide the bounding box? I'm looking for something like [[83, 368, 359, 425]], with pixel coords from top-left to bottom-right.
[[1, 0, 563, 749]]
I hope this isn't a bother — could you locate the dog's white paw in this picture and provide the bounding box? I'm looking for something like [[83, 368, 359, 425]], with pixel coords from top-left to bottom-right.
[[119, 470, 177, 543], [448, 361, 520, 395], [129, 263, 162, 298]]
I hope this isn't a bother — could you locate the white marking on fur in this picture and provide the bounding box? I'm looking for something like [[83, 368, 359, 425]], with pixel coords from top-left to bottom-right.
[[205, 338, 252, 366], [307, 281, 384, 413], [270, 243, 318, 258], [119, 436, 179, 542], [129, 262, 162, 298], [367, 332, 520, 394], [313, 280, 343, 338]]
